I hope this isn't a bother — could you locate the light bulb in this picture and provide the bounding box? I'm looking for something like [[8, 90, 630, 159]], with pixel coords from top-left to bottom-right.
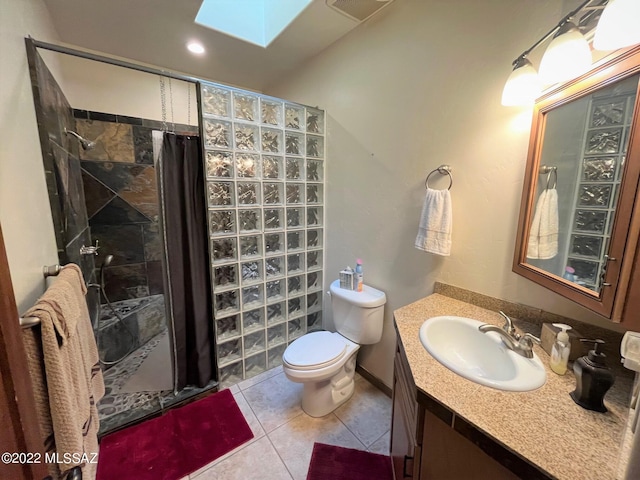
[[539, 22, 592, 86], [593, 0, 640, 51], [501, 58, 541, 106]]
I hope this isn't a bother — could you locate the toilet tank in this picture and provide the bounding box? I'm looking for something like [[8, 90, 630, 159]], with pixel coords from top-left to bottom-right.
[[329, 279, 387, 344]]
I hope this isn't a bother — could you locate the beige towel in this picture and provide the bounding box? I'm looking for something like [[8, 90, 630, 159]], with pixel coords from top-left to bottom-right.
[[415, 188, 452, 256], [527, 188, 559, 260], [22, 264, 104, 480]]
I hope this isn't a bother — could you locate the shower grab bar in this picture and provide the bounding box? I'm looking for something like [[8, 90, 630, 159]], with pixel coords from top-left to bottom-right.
[[18, 264, 62, 329]]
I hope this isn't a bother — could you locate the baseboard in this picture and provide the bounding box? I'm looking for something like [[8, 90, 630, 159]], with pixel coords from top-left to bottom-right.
[[356, 365, 391, 398]]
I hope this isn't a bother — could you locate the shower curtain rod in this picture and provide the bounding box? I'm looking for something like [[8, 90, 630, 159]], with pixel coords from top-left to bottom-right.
[[26, 37, 201, 85]]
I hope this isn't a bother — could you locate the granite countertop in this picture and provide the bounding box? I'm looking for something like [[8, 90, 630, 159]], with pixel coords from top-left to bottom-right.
[[394, 293, 633, 480]]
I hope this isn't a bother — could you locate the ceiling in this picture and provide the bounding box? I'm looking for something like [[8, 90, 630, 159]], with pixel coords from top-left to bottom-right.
[[42, 0, 371, 92]]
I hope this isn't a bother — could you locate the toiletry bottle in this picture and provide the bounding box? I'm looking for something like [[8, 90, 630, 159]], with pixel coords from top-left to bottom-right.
[[355, 259, 363, 292], [570, 339, 615, 413], [550, 325, 571, 375], [563, 266, 577, 282], [340, 266, 355, 290]]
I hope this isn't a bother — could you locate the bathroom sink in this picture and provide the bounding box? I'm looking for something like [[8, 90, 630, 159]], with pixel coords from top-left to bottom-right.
[[419, 316, 546, 392]]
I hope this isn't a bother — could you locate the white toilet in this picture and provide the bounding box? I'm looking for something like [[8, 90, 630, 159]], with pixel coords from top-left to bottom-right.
[[282, 279, 387, 417]]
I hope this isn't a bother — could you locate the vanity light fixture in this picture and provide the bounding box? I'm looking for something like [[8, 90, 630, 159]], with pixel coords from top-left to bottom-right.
[[501, 0, 640, 106], [501, 0, 593, 107], [538, 21, 592, 85], [186, 41, 206, 55], [501, 57, 541, 106], [593, 0, 640, 51]]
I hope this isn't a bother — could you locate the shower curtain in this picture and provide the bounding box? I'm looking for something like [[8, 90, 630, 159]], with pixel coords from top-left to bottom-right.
[[160, 133, 215, 389]]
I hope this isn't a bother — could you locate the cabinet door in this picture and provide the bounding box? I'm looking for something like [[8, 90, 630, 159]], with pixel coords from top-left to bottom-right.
[[391, 340, 420, 479], [420, 411, 520, 480], [391, 372, 415, 479]]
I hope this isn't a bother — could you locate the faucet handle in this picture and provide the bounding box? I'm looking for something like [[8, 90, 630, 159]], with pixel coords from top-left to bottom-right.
[[520, 333, 541, 348], [499, 311, 517, 337], [80, 239, 100, 256]]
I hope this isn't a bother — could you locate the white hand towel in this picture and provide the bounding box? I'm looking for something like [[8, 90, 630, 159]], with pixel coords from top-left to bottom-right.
[[527, 188, 559, 260], [415, 188, 452, 256]]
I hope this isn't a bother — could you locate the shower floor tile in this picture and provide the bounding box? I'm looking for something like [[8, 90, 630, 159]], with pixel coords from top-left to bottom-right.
[[190, 371, 392, 480], [98, 330, 171, 434]]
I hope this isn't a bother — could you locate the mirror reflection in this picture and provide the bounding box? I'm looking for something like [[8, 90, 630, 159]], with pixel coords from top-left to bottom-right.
[[526, 73, 639, 293]]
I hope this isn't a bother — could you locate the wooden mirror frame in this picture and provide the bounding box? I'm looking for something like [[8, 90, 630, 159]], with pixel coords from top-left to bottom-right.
[[513, 45, 640, 320]]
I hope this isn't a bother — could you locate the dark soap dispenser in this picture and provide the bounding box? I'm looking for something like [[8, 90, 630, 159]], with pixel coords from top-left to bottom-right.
[[570, 339, 615, 413]]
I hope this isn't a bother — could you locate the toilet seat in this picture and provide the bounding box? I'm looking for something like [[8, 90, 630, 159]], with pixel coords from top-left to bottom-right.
[[283, 331, 348, 370]]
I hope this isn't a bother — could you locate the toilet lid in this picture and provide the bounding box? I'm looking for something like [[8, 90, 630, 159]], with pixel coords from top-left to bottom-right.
[[283, 331, 348, 368]]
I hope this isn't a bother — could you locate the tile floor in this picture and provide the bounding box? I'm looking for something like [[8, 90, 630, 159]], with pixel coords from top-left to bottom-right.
[[187, 366, 392, 480]]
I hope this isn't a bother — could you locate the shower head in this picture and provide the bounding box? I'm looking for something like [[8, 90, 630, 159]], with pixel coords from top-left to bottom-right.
[[64, 128, 96, 151]]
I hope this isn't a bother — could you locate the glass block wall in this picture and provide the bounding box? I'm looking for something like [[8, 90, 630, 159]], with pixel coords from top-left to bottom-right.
[[199, 82, 325, 387], [564, 78, 637, 291]]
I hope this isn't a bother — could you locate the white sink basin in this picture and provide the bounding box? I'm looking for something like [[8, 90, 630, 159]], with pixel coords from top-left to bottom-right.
[[419, 316, 546, 392]]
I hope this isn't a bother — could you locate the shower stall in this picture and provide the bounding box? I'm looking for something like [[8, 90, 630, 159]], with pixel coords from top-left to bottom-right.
[[72, 106, 199, 433], [26, 37, 325, 434]]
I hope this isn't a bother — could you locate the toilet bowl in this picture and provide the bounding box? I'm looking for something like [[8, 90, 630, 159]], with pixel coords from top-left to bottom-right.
[[283, 331, 359, 417], [282, 280, 387, 417]]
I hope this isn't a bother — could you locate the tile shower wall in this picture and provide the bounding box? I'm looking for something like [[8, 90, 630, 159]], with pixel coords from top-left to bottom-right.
[[74, 110, 197, 302], [26, 45, 97, 316], [200, 83, 325, 387]]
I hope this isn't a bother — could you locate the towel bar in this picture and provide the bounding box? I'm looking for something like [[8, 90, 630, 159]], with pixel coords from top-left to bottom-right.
[[18, 264, 62, 329]]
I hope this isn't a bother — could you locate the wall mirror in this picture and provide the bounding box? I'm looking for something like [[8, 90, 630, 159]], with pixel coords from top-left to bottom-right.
[[514, 46, 640, 321]]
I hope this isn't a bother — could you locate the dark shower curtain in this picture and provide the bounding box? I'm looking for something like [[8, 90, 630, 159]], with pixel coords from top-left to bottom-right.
[[160, 133, 215, 389]]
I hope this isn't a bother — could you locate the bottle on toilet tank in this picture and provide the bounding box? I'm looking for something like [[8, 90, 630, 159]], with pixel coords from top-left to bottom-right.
[[355, 259, 363, 292]]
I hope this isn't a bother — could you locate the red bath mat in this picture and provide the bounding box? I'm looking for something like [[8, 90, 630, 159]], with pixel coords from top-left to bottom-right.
[[306, 442, 393, 480], [97, 389, 253, 480]]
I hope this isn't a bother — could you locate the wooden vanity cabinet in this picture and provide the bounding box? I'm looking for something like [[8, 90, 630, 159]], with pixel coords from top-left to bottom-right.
[[391, 331, 544, 480], [418, 410, 519, 480]]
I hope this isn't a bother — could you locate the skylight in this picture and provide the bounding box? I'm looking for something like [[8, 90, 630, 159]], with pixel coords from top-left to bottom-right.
[[195, 0, 313, 48]]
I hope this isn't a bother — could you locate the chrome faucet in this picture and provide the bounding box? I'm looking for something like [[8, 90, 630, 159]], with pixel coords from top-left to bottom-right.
[[478, 311, 541, 359]]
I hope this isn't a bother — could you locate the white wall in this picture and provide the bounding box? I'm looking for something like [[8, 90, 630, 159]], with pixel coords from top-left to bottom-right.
[[267, 0, 620, 387], [0, 0, 61, 313], [49, 53, 198, 126]]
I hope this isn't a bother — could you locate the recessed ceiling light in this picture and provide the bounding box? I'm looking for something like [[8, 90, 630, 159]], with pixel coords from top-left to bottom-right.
[[187, 41, 205, 55]]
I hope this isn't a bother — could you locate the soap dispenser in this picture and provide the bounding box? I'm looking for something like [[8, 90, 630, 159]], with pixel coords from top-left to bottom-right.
[[570, 339, 615, 413]]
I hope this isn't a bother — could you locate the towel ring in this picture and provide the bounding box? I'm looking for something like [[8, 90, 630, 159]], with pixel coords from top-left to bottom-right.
[[425, 165, 453, 190], [546, 168, 557, 189], [539, 165, 557, 190]]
